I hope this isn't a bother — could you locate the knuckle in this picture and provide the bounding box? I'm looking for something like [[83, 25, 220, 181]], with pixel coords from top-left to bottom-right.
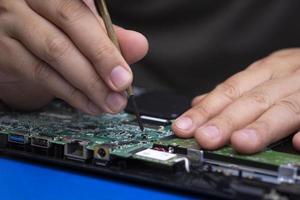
[[68, 87, 81, 102], [92, 44, 116, 64], [295, 69, 300, 76], [0, 2, 8, 18], [0, 0, 14, 24], [216, 81, 240, 102], [252, 120, 270, 138], [258, 56, 277, 67], [218, 115, 235, 130], [57, 0, 86, 23], [0, 0, 12, 14], [243, 90, 271, 108], [277, 98, 300, 116], [33, 62, 52, 82], [259, 56, 286, 69], [85, 76, 102, 94], [93, 45, 115, 64], [44, 36, 70, 61], [194, 103, 210, 118], [248, 55, 294, 79], [191, 95, 204, 106], [270, 48, 298, 58], [247, 60, 264, 70], [0, 37, 9, 52], [258, 56, 290, 70]]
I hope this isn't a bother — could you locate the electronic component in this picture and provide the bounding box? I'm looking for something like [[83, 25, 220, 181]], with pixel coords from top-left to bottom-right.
[[125, 91, 191, 119], [64, 140, 92, 162], [31, 135, 52, 149], [134, 148, 177, 162], [0, 131, 7, 148], [94, 144, 114, 160], [8, 132, 29, 145], [0, 99, 300, 199], [93, 144, 116, 166]]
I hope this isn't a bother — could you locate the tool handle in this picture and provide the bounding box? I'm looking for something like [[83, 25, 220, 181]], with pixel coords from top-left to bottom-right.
[[94, 0, 133, 96], [94, 0, 120, 50]]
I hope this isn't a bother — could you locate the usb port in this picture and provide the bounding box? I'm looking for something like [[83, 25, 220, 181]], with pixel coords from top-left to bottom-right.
[[31, 136, 51, 148], [8, 133, 28, 144]]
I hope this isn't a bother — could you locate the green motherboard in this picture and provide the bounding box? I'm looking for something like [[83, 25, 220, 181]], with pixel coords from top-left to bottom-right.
[[0, 101, 173, 163], [1, 100, 300, 187]]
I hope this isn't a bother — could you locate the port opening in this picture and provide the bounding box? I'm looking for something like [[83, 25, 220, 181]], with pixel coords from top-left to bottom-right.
[[67, 141, 84, 156], [31, 137, 51, 149], [8, 133, 28, 144], [0, 132, 8, 148], [64, 140, 91, 161], [97, 148, 107, 158], [94, 146, 110, 160], [93, 144, 118, 166]]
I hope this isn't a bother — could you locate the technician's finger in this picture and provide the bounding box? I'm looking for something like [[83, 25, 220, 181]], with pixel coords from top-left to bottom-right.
[[11, 1, 126, 113], [26, 0, 147, 91], [173, 66, 273, 137], [194, 74, 300, 149], [292, 131, 300, 151], [231, 92, 300, 154], [115, 26, 149, 65], [0, 36, 102, 115], [82, 0, 149, 65], [191, 93, 207, 107], [39, 0, 148, 65], [173, 52, 300, 138]]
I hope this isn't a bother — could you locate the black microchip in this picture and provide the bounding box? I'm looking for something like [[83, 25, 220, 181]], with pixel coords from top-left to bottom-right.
[[125, 91, 191, 120]]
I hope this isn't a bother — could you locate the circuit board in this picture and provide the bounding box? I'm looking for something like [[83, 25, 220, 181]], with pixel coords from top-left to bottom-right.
[[155, 137, 300, 167], [0, 101, 175, 163], [1, 99, 300, 199]]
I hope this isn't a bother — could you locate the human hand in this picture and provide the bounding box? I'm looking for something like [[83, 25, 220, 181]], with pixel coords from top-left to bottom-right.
[[173, 49, 300, 154], [0, 0, 148, 114]]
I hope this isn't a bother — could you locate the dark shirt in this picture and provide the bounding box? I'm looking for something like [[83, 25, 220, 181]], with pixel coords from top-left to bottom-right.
[[108, 0, 300, 97]]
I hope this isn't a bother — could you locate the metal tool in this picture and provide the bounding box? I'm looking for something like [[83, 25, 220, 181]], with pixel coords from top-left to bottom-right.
[[94, 0, 144, 131]]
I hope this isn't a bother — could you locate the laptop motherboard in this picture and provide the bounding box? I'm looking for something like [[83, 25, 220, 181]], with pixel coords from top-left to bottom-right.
[[1, 93, 300, 199]]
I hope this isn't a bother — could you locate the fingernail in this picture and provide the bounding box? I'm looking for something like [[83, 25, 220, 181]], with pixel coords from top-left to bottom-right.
[[175, 116, 193, 131], [110, 66, 131, 89], [237, 129, 258, 142], [200, 125, 220, 140], [106, 92, 126, 113], [87, 102, 102, 115]]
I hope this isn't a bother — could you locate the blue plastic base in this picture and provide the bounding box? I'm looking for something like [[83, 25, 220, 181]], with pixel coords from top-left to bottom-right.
[[0, 157, 197, 200]]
